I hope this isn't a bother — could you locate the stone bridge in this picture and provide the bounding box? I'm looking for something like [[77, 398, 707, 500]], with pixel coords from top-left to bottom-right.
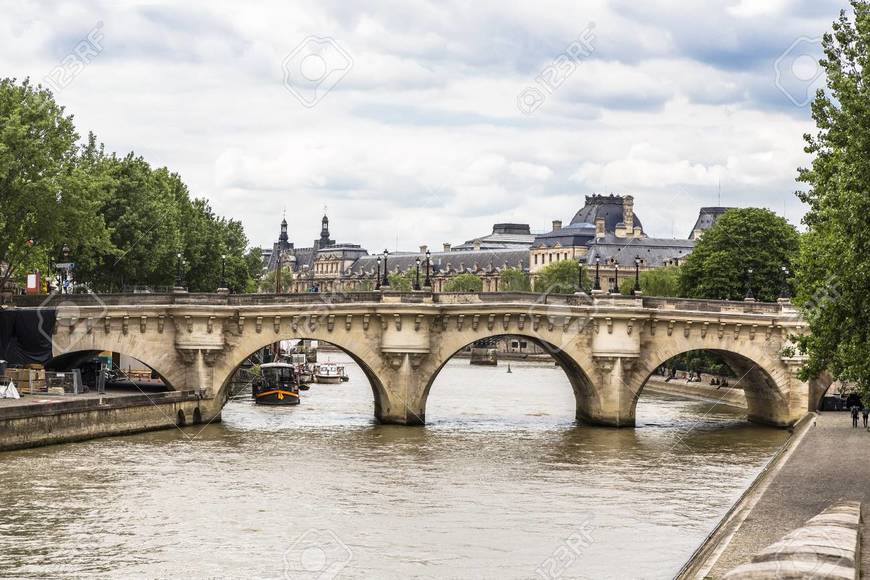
[[24, 291, 827, 428]]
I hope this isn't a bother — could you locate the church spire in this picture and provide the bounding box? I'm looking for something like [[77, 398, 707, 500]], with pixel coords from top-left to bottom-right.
[[279, 209, 289, 244]]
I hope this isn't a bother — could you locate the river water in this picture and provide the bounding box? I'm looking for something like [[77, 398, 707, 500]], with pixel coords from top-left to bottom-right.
[[0, 354, 787, 579]]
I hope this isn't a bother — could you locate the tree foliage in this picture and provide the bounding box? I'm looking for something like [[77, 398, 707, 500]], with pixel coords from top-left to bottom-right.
[[499, 267, 530, 291], [258, 265, 293, 293], [624, 267, 682, 297], [443, 272, 483, 292], [679, 208, 799, 301], [0, 78, 111, 290], [0, 78, 261, 294], [387, 271, 415, 291], [793, 1, 870, 393], [534, 259, 588, 294]]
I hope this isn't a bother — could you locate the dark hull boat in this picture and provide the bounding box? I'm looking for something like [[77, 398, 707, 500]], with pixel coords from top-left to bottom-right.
[[253, 363, 301, 406]]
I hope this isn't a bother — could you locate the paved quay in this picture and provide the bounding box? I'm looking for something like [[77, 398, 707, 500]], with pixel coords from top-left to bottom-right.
[[701, 411, 870, 577], [0, 388, 159, 410]]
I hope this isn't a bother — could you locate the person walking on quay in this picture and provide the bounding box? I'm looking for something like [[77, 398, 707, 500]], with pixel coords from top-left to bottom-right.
[[851, 405, 860, 428], [862, 405, 869, 428]]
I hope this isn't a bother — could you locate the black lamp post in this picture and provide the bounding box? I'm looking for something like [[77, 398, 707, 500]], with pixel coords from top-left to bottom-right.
[[59, 243, 71, 293], [376, 256, 382, 290], [780, 266, 791, 299], [414, 257, 421, 290], [612, 261, 620, 294], [633, 256, 641, 295], [745, 268, 755, 301], [175, 252, 184, 288], [593, 257, 601, 291], [577, 258, 584, 292], [220, 254, 227, 290], [381, 250, 390, 288], [424, 249, 432, 289]]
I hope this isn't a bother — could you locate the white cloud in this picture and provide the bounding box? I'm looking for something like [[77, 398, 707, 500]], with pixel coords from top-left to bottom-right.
[[1, 0, 844, 252]]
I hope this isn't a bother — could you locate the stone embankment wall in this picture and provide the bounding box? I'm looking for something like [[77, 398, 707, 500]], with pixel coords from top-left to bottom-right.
[[0, 392, 209, 452], [643, 377, 747, 409]]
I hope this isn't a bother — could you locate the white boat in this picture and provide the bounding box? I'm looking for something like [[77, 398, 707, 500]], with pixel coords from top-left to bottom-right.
[[315, 362, 346, 384]]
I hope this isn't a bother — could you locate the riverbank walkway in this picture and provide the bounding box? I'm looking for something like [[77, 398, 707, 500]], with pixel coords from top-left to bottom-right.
[[706, 411, 870, 577]]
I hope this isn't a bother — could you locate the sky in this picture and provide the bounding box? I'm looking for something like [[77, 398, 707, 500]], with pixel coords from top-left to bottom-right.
[[0, 0, 846, 252]]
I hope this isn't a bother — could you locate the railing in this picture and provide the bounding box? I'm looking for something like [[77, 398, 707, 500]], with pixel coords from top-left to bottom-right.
[[11, 290, 789, 314]]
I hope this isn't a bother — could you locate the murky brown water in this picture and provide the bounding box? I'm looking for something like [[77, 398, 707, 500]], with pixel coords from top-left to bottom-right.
[[0, 354, 788, 579]]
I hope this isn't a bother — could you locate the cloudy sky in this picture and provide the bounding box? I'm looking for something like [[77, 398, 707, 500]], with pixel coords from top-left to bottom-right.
[[1, 0, 845, 251]]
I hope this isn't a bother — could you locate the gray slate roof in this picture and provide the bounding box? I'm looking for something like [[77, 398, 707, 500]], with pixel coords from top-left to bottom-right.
[[585, 235, 695, 267]]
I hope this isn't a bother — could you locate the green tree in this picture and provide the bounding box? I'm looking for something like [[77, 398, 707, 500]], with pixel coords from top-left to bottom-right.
[[0, 78, 111, 290], [499, 267, 530, 291], [534, 259, 588, 294], [793, 1, 870, 394], [258, 265, 293, 293], [622, 267, 682, 297], [679, 208, 799, 301], [387, 271, 415, 291], [443, 272, 483, 292]]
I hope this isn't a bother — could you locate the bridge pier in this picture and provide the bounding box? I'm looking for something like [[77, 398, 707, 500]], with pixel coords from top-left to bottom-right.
[[375, 353, 427, 426], [576, 356, 639, 427]]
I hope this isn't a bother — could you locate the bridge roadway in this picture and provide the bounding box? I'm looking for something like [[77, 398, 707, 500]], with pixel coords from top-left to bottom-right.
[[18, 291, 828, 429]]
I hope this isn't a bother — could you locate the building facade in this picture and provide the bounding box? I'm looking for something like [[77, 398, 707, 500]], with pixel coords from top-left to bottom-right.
[[261, 196, 731, 294]]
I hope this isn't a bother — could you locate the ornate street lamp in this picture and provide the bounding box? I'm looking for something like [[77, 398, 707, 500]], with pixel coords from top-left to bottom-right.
[[220, 254, 227, 290], [780, 266, 791, 299], [424, 249, 432, 289], [577, 258, 584, 292], [414, 257, 422, 290], [376, 256, 382, 290], [381, 250, 390, 288], [593, 257, 601, 291], [612, 261, 620, 294], [175, 252, 184, 288], [633, 256, 641, 295], [745, 268, 755, 301], [59, 243, 72, 294]]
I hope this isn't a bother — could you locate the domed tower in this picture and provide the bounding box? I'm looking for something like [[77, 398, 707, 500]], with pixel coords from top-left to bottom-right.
[[279, 217, 289, 245], [316, 213, 335, 249]]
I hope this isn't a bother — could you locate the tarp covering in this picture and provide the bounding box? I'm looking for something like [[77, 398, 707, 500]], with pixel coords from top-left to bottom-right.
[[0, 309, 56, 365]]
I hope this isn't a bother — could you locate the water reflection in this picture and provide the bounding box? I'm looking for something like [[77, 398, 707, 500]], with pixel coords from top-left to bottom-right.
[[0, 354, 787, 579]]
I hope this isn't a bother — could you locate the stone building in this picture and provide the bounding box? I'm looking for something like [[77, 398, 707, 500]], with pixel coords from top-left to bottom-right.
[[260, 196, 731, 294], [261, 213, 368, 293], [530, 194, 730, 292]]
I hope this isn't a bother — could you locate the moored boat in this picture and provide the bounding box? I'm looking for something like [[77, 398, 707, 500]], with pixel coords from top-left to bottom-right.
[[315, 362, 345, 384], [252, 363, 301, 405]]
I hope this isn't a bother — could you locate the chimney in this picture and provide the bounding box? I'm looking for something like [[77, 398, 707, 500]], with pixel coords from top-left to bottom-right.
[[552, 220, 562, 231], [623, 195, 634, 234], [419, 245, 428, 254], [473, 239, 481, 251], [595, 217, 605, 238], [443, 242, 452, 252]]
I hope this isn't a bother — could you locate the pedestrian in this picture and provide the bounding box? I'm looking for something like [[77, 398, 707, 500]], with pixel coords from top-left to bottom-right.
[[862, 405, 869, 428], [851, 405, 859, 428]]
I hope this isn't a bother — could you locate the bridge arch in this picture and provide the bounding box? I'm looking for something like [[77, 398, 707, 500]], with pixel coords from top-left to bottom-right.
[[45, 349, 176, 389], [213, 331, 393, 422], [417, 332, 597, 425], [631, 343, 795, 427]]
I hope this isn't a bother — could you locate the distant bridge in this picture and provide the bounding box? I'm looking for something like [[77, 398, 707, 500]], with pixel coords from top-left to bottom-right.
[[17, 291, 826, 428]]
